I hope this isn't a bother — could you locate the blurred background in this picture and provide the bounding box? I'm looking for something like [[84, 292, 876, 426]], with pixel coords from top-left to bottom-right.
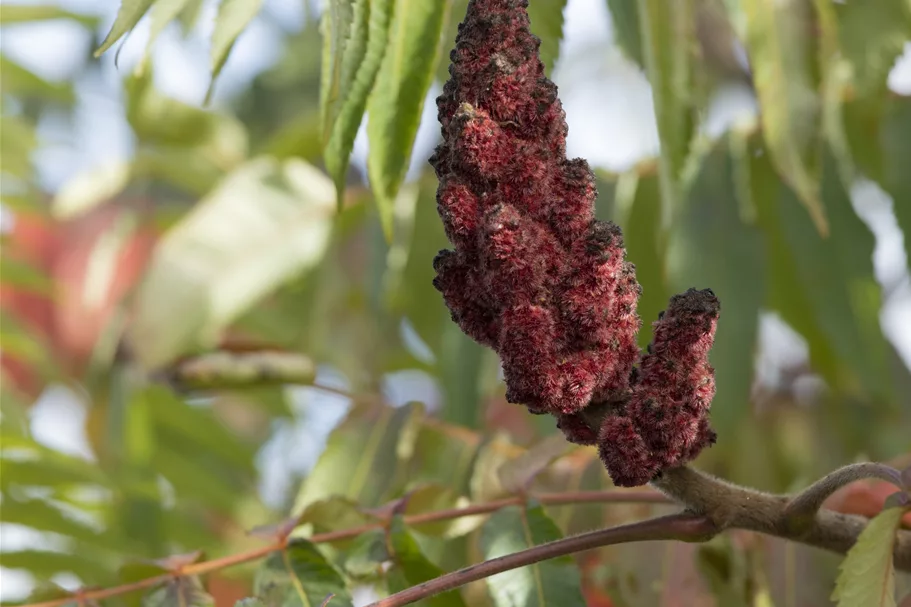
[[1, 0, 910, 604]]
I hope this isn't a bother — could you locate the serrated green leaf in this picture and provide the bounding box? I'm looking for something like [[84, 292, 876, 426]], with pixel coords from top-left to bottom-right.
[[95, 0, 156, 57], [128, 157, 335, 370], [208, 0, 266, 99], [606, 0, 644, 67], [322, 0, 394, 203], [143, 577, 214, 607], [667, 136, 764, 435], [835, 0, 911, 98], [387, 516, 467, 607], [366, 0, 449, 239], [480, 503, 586, 607], [832, 506, 906, 607], [637, 0, 696, 229], [293, 402, 424, 512], [741, 0, 827, 235], [320, 0, 357, 138], [0, 4, 98, 25], [526, 0, 567, 75], [255, 540, 354, 607]]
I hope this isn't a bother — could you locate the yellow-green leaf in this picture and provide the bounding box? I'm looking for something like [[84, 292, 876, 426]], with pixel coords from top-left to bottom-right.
[[637, 0, 696, 230], [128, 157, 336, 370], [832, 505, 906, 607], [95, 0, 156, 57], [741, 0, 828, 235], [207, 0, 265, 99], [366, 0, 450, 239]]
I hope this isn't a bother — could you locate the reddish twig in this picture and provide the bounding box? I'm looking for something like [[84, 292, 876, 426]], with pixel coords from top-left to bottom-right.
[[367, 513, 718, 607], [20, 489, 666, 607]]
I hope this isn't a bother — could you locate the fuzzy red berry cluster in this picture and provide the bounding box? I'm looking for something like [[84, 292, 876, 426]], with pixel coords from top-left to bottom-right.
[[430, 0, 720, 487]]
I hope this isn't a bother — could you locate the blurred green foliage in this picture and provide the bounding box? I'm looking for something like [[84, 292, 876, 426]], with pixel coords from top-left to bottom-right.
[[1, 0, 910, 605]]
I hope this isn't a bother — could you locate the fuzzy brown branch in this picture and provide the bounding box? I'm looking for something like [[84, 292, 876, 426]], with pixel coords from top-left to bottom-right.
[[651, 465, 911, 570], [367, 513, 719, 607], [20, 489, 665, 607]]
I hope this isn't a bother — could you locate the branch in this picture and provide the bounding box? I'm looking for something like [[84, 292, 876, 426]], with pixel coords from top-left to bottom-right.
[[20, 489, 665, 607], [651, 465, 911, 570], [368, 464, 911, 607], [167, 351, 317, 389], [782, 462, 903, 532], [367, 513, 718, 607]]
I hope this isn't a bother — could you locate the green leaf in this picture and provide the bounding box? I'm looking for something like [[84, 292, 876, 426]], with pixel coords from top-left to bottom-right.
[[143, 577, 215, 607], [0, 255, 53, 295], [366, 0, 449, 239], [0, 4, 98, 25], [637, 0, 696, 228], [606, 0, 644, 67], [208, 0, 266, 99], [255, 540, 354, 607], [668, 135, 764, 435], [479, 503, 586, 607], [832, 505, 907, 607], [776, 150, 889, 399], [95, 0, 156, 57], [235, 600, 267, 607], [404, 420, 481, 496], [341, 528, 390, 579], [435, 0, 469, 83], [751, 137, 841, 386], [835, 0, 911, 98], [128, 157, 335, 369], [387, 516, 467, 607], [880, 96, 911, 276], [438, 323, 487, 428], [497, 434, 572, 494], [145, 0, 196, 60], [526, 0, 567, 75], [0, 114, 37, 180], [322, 0, 393, 203], [293, 402, 424, 512], [0, 497, 116, 549], [0, 56, 75, 103], [51, 159, 132, 220], [296, 496, 372, 547], [0, 549, 112, 582], [740, 0, 827, 235], [610, 168, 669, 347]]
